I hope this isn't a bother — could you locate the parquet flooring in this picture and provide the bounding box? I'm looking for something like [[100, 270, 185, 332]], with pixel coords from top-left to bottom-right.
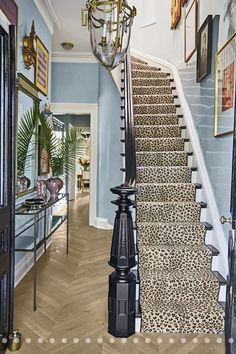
[[10, 193, 225, 354]]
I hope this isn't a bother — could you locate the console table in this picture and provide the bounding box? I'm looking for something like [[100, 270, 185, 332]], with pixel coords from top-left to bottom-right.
[[15, 193, 69, 311]]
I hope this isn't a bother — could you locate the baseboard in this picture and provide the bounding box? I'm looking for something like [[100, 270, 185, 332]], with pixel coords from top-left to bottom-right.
[[95, 217, 113, 230], [15, 240, 52, 287], [131, 49, 228, 279]]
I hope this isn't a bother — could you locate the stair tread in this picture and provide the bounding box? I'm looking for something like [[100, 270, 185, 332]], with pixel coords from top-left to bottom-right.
[[139, 244, 211, 251], [140, 269, 218, 279]]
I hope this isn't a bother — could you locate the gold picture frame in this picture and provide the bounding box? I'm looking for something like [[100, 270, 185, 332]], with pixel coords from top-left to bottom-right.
[[171, 0, 181, 29], [35, 36, 49, 96], [214, 32, 236, 137], [81, 8, 88, 26], [184, 0, 198, 62]]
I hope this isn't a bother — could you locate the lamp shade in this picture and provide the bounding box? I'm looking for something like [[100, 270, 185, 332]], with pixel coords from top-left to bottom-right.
[[87, 0, 136, 70]]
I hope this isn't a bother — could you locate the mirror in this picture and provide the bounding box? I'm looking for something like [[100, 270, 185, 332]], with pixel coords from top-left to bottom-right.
[[16, 73, 41, 196]]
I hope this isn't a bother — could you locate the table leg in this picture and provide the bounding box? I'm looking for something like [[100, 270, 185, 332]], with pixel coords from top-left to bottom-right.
[[33, 214, 38, 311], [44, 209, 47, 253], [67, 196, 69, 255]]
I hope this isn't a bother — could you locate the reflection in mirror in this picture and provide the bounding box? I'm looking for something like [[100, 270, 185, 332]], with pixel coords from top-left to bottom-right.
[[16, 74, 41, 196]]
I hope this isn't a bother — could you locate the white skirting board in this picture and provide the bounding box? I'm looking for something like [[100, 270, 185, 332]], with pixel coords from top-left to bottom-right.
[[15, 240, 52, 287], [95, 217, 113, 230], [131, 48, 229, 279]]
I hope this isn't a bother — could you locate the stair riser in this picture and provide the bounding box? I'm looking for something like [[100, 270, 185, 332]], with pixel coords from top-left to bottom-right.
[[141, 307, 224, 334], [137, 223, 206, 246], [132, 70, 168, 78], [131, 57, 147, 65], [133, 78, 171, 87], [139, 247, 211, 272], [135, 126, 181, 138], [134, 104, 176, 115], [137, 167, 191, 184], [133, 86, 173, 95], [131, 63, 160, 71], [135, 115, 178, 126], [140, 278, 219, 303], [133, 95, 174, 105], [136, 152, 188, 167], [136, 138, 185, 152], [136, 203, 201, 222], [137, 184, 195, 202]]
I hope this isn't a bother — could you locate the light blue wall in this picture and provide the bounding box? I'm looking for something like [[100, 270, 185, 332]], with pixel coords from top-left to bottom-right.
[[97, 66, 122, 224], [178, 16, 233, 239], [15, 0, 52, 264], [51, 63, 122, 225], [16, 0, 52, 103], [51, 63, 99, 103]]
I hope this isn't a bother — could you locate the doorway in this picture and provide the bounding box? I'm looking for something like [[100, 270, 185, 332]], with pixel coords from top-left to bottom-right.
[[51, 103, 98, 227], [55, 114, 91, 200]]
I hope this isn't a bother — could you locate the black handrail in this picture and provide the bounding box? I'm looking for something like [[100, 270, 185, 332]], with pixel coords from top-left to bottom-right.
[[124, 50, 137, 188]]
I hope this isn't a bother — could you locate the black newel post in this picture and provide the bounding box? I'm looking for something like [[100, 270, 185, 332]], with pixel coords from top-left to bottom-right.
[[108, 186, 137, 338]]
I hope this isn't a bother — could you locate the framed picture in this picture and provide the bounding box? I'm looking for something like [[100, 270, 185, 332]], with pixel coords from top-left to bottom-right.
[[81, 8, 88, 26], [38, 125, 50, 175], [214, 32, 236, 137], [35, 36, 49, 96], [171, 0, 181, 29], [185, 0, 198, 62], [196, 15, 213, 82]]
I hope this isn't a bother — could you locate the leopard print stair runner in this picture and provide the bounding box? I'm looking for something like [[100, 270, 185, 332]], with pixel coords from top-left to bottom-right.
[[131, 57, 224, 334]]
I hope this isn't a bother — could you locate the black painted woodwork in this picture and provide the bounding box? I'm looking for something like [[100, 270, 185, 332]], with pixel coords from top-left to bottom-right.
[[108, 52, 137, 338], [108, 187, 137, 338], [0, 25, 16, 352]]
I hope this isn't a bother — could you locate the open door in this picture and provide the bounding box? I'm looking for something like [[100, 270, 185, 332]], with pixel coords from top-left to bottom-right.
[[0, 25, 16, 351], [224, 90, 236, 354]]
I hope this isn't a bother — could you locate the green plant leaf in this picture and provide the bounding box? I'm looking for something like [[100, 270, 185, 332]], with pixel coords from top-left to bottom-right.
[[17, 106, 38, 176]]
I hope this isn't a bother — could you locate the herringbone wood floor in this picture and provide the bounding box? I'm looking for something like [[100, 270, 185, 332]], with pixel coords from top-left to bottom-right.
[[10, 193, 225, 354]]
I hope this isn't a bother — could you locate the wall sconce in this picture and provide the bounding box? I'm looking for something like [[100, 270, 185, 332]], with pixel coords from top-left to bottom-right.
[[86, 0, 136, 70], [22, 20, 37, 70]]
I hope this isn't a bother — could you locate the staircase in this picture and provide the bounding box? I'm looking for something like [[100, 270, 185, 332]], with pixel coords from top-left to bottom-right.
[[131, 56, 225, 334]]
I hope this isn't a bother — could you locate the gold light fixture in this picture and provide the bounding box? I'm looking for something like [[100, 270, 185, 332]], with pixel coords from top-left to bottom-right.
[[23, 20, 37, 69], [61, 42, 74, 50], [86, 0, 136, 70]]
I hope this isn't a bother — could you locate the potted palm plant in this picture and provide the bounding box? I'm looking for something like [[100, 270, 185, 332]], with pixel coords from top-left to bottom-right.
[[39, 114, 84, 200], [17, 107, 37, 193]]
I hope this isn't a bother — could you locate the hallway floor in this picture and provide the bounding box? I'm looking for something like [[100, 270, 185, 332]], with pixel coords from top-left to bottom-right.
[[11, 194, 225, 354]]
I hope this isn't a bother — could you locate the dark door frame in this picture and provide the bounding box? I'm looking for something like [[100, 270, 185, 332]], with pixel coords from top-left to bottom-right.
[[0, 23, 16, 351]]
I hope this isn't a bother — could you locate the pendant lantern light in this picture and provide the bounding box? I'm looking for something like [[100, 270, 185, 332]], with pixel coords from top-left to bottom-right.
[[86, 0, 136, 70]]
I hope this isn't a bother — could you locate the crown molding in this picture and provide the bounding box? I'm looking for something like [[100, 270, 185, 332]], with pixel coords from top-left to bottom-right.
[[33, 0, 61, 34], [52, 51, 97, 63]]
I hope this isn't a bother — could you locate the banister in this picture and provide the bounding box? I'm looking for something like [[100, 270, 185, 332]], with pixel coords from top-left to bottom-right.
[[124, 49, 137, 188], [108, 49, 137, 338]]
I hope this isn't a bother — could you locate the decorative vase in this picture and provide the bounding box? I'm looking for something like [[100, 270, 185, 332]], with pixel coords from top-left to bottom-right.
[[46, 177, 63, 200], [17, 176, 31, 193]]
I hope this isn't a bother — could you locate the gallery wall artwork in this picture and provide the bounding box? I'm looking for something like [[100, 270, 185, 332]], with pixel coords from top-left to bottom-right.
[[35, 36, 49, 96], [184, 0, 198, 62], [196, 15, 213, 83], [224, 0, 236, 37], [214, 32, 236, 137], [38, 125, 50, 175], [171, 0, 181, 29]]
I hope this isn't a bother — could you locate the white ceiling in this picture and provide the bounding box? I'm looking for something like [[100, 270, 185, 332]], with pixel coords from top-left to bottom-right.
[[41, 0, 92, 55]]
